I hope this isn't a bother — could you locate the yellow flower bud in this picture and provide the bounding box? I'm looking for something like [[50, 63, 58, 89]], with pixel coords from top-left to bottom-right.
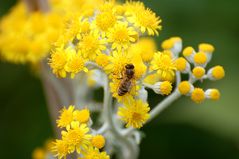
[[92, 135, 105, 149], [192, 66, 205, 79], [191, 88, 205, 103]]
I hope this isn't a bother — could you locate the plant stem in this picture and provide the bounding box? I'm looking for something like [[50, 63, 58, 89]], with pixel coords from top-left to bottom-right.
[[148, 71, 181, 122], [103, 77, 138, 159]]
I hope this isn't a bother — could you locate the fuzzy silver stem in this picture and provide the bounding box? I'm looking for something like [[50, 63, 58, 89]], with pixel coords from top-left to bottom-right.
[[148, 71, 182, 122], [103, 76, 139, 159]]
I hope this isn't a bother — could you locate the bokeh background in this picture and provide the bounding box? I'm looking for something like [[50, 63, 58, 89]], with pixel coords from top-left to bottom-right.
[[0, 0, 239, 158]]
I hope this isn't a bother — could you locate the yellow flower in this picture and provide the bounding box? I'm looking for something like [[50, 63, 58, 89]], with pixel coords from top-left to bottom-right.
[[106, 50, 146, 79], [118, 99, 150, 128], [49, 47, 69, 78], [73, 108, 90, 123], [95, 53, 110, 68], [128, 37, 157, 62], [78, 31, 106, 60], [91, 135, 105, 149], [57, 105, 75, 128], [124, 1, 145, 16], [105, 51, 130, 77], [107, 22, 138, 51], [62, 122, 92, 154], [151, 52, 176, 79], [128, 7, 162, 36], [51, 139, 69, 159], [99, 1, 115, 12], [95, 11, 117, 36], [75, 17, 91, 39], [65, 53, 88, 78], [81, 147, 110, 159]]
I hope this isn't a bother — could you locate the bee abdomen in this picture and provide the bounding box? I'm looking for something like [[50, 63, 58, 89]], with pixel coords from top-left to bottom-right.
[[118, 81, 131, 96], [118, 87, 128, 96]]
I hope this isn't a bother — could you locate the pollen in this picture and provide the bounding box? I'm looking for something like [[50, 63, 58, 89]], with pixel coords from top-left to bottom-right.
[[178, 81, 192, 95], [175, 57, 187, 72], [199, 43, 215, 53], [194, 52, 207, 65], [73, 108, 90, 123], [91, 135, 105, 149], [191, 88, 205, 103], [192, 66, 205, 79], [211, 65, 225, 80]]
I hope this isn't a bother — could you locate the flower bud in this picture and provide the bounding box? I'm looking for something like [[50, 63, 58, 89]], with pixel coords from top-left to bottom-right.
[[152, 81, 172, 95], [175, 57, 190, 73], [205, 89, 220, 100], [192, 66, 205, 79], [183, 46, 196, 63], [207, 65, 225, 80], [178, 81, 194, 95]]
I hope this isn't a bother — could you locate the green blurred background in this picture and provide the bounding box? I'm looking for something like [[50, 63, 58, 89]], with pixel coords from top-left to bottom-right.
[[0, 0, 239, 158]]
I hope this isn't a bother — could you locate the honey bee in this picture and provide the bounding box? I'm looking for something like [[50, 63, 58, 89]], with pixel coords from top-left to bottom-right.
[[118, 64, 135, 96]]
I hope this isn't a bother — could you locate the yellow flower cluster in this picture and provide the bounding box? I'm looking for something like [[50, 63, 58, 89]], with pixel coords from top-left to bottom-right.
[[0, 0, 103, 64], [177, 43, 225, 103], [48, 1, 186, 129], [52, 105, 109, 159], [0, 2, 61, 64], [49, 1, 162, 77], [48, 0, 224, 128]]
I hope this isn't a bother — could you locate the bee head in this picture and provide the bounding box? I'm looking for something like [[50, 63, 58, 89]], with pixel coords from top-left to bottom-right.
[[125, 64, 134, 69]]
